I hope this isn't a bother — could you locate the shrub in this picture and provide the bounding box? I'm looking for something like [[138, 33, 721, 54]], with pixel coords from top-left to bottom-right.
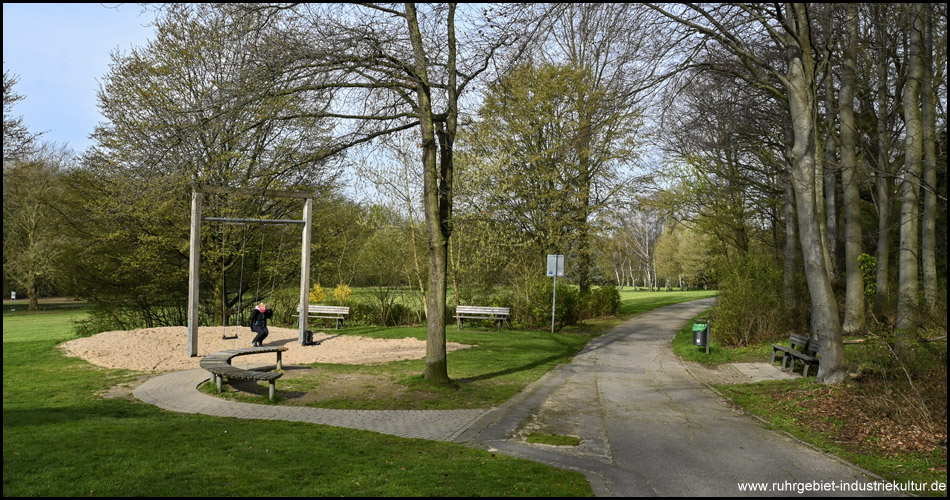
[[511, 277, 580, 329], [712, 254, 788, 347], [271, 287, 303, 326], [333, 283, 352, 305], [585, 286, 621, 318], [347, 302, 376, 326], [309, 283, 326, 304]]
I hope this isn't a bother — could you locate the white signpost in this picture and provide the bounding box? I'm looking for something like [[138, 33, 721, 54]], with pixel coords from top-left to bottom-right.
[[547, 254, 564, 333]]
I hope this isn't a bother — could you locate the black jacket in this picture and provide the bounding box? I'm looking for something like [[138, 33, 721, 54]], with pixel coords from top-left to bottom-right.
[[249, 307, 273, 331]]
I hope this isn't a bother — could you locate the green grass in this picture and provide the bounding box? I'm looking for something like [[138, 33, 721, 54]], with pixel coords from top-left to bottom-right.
[[206, 290, 720, 410], [2, 309, 592, 497], [557, 288, 718, 337], [203, 324, 596, 410], [3, 290, 719, 496], [616, 288, 718, 316], [670, 310, 772, 364], [525, 434, 581, 446]]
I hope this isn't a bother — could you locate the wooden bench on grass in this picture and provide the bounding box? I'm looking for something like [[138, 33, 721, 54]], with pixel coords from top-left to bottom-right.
[[199, 346, 288, 401], [771, 334, 819, 377], [299, 305, 350, 329], [455, 306, 510, 331]]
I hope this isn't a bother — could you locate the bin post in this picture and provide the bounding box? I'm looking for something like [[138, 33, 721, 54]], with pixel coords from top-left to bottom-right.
[[692, 319, 711, 354]]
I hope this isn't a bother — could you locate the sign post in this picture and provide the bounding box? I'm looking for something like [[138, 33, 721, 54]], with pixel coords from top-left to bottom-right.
[[547, 254, 564, 333]]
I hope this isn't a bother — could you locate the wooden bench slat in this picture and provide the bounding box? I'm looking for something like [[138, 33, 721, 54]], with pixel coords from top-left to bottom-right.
[[457, 306, 510, 313], [307, 306, 350, 313]]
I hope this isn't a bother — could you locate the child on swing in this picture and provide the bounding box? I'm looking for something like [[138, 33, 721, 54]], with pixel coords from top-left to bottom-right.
[[250, 302, 274, 347]]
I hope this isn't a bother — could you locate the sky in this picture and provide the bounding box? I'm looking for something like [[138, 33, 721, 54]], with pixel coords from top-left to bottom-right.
[[3, 3, 157, 154]]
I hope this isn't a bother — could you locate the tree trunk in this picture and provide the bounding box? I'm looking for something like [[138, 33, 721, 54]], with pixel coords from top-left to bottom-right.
[[404, 150, 428, 319], [822, 63, 839, 278], [576, 103, 594, 294], [407, 5, 450, 384], [783, 166, 802, 320], [873, 4, 893, 315], [28, 284, 39, 311], [920, 4, 937, 311], [785, 4, 846, 384], [840, 3, 865, 334], [896, 3, 924, 336]]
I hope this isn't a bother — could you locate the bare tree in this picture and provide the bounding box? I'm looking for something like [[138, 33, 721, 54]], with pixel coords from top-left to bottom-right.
[[872, 3, 896, 315], [237, 4, 546, 384], [2, 70, 42, 164], [541, 3, 676, 292], [897, 3, 925, 335], [920, 3, 938, 312], [839, 3, 865, 334], [650, 3, 847, 383]]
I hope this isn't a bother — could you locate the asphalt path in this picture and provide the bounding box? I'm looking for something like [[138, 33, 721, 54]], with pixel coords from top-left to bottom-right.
[[460, 298, 897, 497]]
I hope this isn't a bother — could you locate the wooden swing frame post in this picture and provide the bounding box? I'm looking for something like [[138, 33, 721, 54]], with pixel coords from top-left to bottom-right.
[[187, 188, 313, 357]]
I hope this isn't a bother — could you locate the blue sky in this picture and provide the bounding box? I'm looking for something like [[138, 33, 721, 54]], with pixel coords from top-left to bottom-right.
[[3, 3, 157, 153]]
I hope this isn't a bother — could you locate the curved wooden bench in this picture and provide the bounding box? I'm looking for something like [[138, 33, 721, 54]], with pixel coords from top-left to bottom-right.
[[199, 346, 288, 401]]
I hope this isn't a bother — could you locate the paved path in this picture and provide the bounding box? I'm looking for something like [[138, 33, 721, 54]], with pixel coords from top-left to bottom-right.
[[135, 298, 893, 496], [460, 298, 891, 496], [134, 368, 489, 441]]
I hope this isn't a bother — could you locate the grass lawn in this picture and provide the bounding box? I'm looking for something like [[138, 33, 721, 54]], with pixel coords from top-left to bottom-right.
[[203, 289, 719, 410], [203, 324, 596, 410], [2, 309, 592, 497], [2, 290, 717, 496]]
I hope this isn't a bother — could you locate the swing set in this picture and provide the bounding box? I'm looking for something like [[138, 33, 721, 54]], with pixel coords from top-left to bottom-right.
[[217, 222, 286, 340], [186, 187, 314, 357]]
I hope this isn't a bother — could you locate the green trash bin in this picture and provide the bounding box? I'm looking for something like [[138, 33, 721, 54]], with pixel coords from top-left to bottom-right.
[[692, 320, 708, 346]]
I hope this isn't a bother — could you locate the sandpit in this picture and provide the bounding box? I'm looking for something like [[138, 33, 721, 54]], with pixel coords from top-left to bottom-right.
[[60, 326, 471, 372]]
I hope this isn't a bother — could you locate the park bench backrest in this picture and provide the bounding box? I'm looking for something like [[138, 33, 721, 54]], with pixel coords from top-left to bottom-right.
[[456, 306, 510, 315], [307, 305, 350, 314], [787, 334, 819, 357]]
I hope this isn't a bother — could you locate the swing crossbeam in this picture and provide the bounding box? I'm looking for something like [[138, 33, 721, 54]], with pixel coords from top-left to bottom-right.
[[201, 217, 305, 225], [188, 189, 313, 357]]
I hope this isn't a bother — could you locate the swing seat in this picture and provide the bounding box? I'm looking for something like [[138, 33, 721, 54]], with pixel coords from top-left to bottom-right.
[[222, 333, 239, 340]]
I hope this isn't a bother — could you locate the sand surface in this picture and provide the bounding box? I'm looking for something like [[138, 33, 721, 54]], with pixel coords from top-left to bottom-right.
[[60, 326, 470, 372]]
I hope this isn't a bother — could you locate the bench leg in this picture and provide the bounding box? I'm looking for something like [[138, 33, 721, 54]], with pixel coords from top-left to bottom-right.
[[268, 381, 276, 401], [215, 374, 222, 392], [276, 351, 283, 371]]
